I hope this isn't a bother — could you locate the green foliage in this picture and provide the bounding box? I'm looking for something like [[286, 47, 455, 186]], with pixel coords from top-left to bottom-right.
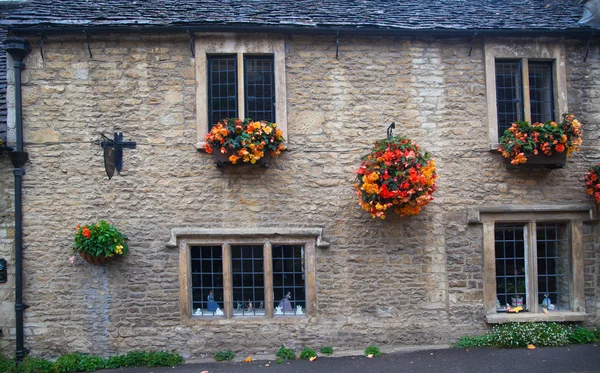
[[299, 347, 317, 360], [0, 355, 16, 373], [73, 220, 128, 258], [319, 346, 334, 356], [105, 351, 183, 369], [53, 353, 105, 373], [16, 357, 54, 373], [569, 326, 597, 344], [275, 346, 295, 360], [364, 345, 382, 357], [452, 335, 492, 348], [488, 322, 571, 348], [214, 350, 235, 362], [594, 326, 600, 341]]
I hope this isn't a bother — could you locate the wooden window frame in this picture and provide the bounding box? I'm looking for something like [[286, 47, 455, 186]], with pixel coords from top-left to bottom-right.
[[195, 33, 288, 149], [471, 206, 589, 323], [484, 38, 568, 147], [167, 228, 326, 325]]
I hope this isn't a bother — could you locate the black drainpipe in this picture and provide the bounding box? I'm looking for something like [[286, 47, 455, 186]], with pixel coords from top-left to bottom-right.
[[3, 36, 31, 362]]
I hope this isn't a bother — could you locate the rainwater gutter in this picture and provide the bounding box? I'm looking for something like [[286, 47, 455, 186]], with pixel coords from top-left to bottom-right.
[[5, 24, 597, 38], [2, 36, 30, 363]]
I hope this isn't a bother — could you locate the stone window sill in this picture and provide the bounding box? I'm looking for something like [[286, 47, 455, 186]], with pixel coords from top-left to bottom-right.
[[183, 315, 310, 326], [486, 311, 587, 324]]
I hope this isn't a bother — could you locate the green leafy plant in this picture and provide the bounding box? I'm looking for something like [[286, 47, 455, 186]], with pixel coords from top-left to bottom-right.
[[498, 113, 582, 165], [53, 353, 105, 373], [214, 350, 235, 362], [275, 346, 295, 360], [299, 347, 317, 360], [452, 335, 492, 348], [73, 220, 128, 258], [569, 326, 597, 344], [105, 351, 183, 368], [319, 346, 333, 356], [488, 322, 571, 348], [364, 345, 382, 357]]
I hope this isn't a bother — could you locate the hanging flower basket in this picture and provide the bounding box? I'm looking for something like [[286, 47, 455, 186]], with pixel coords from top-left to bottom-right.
[[355, 136, 437, 219], [498, 113, 582, 167], [73, 220, 128, 264], [585, 163, 600, 206], [204, 118, 285, 167]]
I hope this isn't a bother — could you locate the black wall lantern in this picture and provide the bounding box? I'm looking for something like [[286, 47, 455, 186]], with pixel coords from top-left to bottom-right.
[[100, 132, 136, 179]]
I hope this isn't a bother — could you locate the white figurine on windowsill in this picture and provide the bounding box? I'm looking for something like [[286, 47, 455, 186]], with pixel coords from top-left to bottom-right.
[[193, 308, 202, 316], [215, 307, 224, 315], [275, 306, 283, 315], [296, 305, 303, 314]]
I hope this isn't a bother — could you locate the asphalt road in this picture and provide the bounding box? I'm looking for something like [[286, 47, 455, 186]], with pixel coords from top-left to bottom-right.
[[99, 344, 600, 373]]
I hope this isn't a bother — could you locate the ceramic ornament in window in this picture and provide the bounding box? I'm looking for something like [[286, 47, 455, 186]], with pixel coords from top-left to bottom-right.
[[355, 136, 437, 219], [278, 291, 293, 313], [207, 290, 219, 313]]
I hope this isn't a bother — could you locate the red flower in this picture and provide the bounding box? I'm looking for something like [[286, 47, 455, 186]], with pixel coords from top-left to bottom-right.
[[82, 227, 91, 238]]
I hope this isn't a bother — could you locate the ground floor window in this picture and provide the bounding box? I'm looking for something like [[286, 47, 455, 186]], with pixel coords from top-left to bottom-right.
[[473, 206, 588, 323], [495, 223, 570, 312], [170, 228, 323, 323]]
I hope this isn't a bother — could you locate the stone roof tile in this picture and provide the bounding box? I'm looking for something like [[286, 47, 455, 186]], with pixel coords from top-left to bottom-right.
[[0, 0, 590, 32]]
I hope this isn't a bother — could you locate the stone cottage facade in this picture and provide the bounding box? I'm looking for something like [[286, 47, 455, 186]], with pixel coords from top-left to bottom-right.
[[0, 0, 599, 360]]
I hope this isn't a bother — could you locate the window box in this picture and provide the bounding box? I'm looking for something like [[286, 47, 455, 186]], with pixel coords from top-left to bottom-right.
[[211, 147, 271, 168], [504, 151, 567, 169]]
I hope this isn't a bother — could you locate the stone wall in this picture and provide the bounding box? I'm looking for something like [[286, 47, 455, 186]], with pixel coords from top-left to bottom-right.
[[0, 156, 14, 357], [0, 33, 598, 359]]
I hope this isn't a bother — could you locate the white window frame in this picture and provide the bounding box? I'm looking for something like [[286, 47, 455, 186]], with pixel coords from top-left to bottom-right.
[[484, 38, 568, 148], [194, 33, 288, 149]]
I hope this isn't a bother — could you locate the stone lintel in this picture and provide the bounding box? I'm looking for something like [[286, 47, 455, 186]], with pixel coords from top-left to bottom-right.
[[486, 311, 588, 324], [467, 204, 595, 224], [165, 227, 329, 249]]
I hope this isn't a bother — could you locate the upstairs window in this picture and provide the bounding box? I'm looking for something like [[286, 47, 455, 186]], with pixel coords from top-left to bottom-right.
[[195, 34, 287, 148], [484, 40, 567, 146]]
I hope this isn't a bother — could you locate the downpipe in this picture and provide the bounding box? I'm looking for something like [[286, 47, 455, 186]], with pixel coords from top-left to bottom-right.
[[3, 36, 31, 362]]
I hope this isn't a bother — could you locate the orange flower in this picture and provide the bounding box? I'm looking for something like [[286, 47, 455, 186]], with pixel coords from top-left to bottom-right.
[[82, 227, 91, 239], [554, 143, 565, 153]]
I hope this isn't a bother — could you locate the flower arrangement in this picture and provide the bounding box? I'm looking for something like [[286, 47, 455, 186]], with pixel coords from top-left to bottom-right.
[[498, 113, 582, 165], [355, 136, 437, 219], [204, 118, 285, 164], [73, 220, 128, 260], [585, 163, 600, 205]]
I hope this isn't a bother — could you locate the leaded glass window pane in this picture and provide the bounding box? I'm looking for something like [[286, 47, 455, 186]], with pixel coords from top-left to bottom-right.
[[272, 245, 306, 316], [231, 245, 265, 316], [244, 56, 275, 122], [191, 245, 224, 316], [495, 224, 527, 311], [537, 223, 570, 311], [529, 62, 554, 124], [495, 60, 523, 138], [208, 55, 238, 127]]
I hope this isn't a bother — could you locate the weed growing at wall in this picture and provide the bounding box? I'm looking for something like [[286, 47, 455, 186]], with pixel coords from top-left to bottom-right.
[[364, 345, 382, 357], [275, 345, 295, 360], [214, 350, 235, 361], [299, 347, 317, 360], [0, 351, 184, 373], [319, 346, 334, 355]]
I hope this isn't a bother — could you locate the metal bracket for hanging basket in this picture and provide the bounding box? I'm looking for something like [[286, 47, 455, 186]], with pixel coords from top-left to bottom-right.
[[387, 122, 396, 139]]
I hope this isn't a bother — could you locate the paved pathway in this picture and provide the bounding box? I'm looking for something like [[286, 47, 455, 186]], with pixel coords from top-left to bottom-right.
[[99, 344, 600, 373]]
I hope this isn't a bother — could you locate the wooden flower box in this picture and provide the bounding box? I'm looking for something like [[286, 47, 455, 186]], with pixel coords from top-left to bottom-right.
[[211, 148, 271, 168], [505, 152, 567, 169]]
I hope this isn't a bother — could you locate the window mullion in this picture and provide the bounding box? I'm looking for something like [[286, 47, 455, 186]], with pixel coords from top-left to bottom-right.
[[263, 242, 274, 318], [526, 222, 538, 313], [570, 221, 585, 312], [237, 53, 245, 119], [483, 222, 497, 314], [222, 243, 233, 319], [522, 58, 531, 123]]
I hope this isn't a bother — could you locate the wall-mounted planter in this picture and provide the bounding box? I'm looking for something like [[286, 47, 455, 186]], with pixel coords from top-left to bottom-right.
[[505, 152, 567, 169], [78, 251, 118, 265], [212, 148, 271, 168]]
